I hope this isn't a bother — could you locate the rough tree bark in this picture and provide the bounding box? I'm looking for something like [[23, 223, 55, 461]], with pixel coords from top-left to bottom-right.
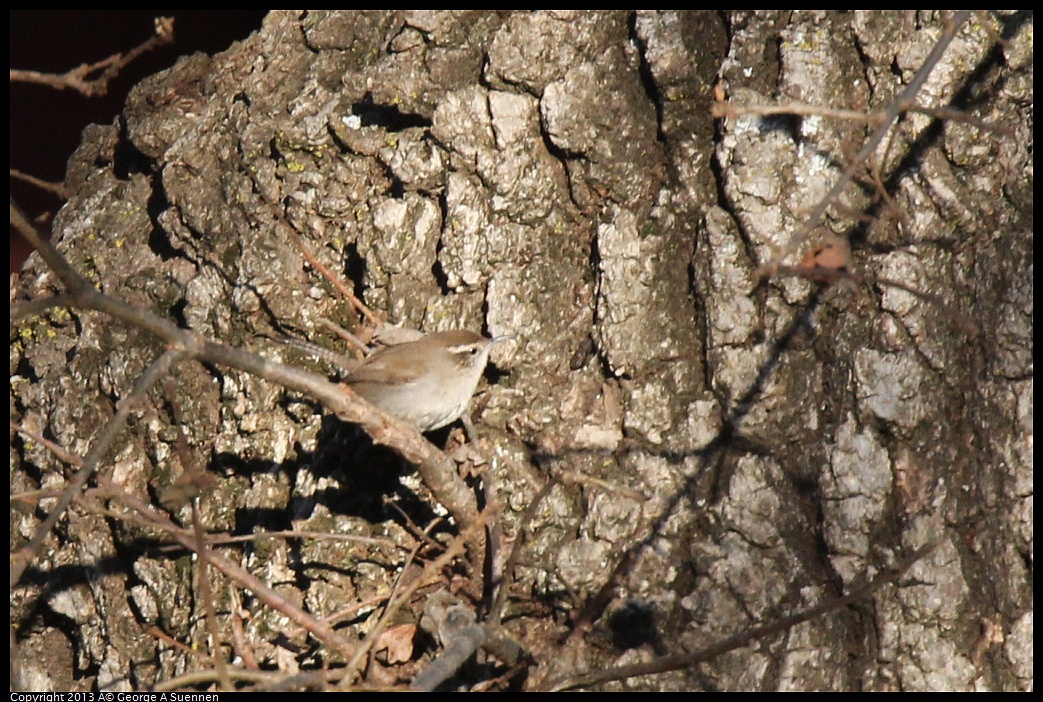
[[10, 10, 1032, 691]]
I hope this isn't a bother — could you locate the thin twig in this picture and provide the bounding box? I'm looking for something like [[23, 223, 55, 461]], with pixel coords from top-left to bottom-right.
[[770, 265, 979, 337], [742, 10, 973, 273], [337, 516, 444, 686], [712, 100, 1013, 137], [100, 478, 361, 661], [277, 213, 381, 326], [283, 593, 390, 640], [9, 169, 71, 199], [11, 200, 480, 545], [162, 379, 232, 691], [338, 510, 491, 688], [10, 17, 175, 97], [545, 542, 940, 691], [10, 293, 76, 322], [9, 420, 83, 467], [206, 529, 401, 551], [151, 667, 305, 693], [488, 478, 558, 627], [11, 347, 187, 587]]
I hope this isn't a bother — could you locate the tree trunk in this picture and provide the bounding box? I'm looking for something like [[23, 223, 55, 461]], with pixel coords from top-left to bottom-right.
[[11, 10, 1032, 692]]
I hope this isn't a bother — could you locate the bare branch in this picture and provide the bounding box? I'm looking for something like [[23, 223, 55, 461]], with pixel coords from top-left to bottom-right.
[[10, 17, 175, 97], [9, 168, 71, 199], [11, 200, 480, 546], [101, 478, 361, 661]]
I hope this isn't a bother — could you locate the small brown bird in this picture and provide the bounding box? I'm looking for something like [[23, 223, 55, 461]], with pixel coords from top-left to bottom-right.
[[344, 330, 506, 432]]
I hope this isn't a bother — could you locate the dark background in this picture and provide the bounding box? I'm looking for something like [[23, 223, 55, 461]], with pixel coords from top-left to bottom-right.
[[10, 10, 267, 272]]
